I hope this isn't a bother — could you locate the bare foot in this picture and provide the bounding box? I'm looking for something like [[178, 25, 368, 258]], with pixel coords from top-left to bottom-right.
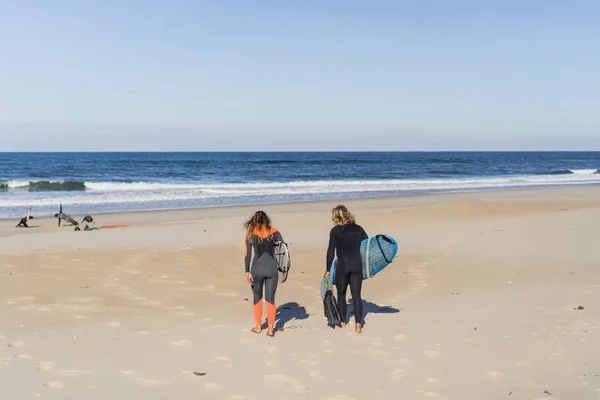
[[267, 326, 275, 337], [251, 327, 262, 334], [337, 322, 346, 328], [355, 323, 362, 333]]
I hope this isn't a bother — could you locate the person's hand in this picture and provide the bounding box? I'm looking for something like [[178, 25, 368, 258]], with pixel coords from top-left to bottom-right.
[[324, 271, 330, 280], [245, 272, 253, 284]]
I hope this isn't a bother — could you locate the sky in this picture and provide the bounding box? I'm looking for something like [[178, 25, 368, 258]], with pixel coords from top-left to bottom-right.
[[0, 0, 599, 151]]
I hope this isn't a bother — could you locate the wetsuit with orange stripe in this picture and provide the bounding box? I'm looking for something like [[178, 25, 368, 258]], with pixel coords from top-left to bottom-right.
[[244, 226, 284, 329]]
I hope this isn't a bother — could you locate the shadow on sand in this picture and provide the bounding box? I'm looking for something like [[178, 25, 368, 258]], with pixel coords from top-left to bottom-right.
[[260, 302, 309, 331], [346, 299, 400, 326]]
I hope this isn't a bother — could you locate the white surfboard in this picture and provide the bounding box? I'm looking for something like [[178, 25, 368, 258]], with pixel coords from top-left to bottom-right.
[[274, 241, 291, 283]]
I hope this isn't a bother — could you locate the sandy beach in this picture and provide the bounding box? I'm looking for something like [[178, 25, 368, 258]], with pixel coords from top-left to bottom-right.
[[1, 186, 599, 400]]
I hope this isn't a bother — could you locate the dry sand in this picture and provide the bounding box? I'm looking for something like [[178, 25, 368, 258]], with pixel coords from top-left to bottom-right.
[[1, 186, 599, 399]]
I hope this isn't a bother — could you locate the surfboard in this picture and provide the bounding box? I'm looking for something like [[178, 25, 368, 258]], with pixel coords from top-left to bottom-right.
[[329, 234, 398, 285], [274, 240, 291, 283], [99, 224, 129, 229]]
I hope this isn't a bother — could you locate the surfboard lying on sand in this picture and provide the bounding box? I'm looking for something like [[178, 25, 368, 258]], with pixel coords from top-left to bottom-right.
[[328, 234, 398, 286], [98, 224, 129, 229], [274, 240, 291, 283]]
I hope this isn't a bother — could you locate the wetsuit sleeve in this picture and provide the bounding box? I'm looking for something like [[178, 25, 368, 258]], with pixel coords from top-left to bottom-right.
[[273, 231, 284, 242], [326, 228, 337, 272], [244, 236, 252, 273]]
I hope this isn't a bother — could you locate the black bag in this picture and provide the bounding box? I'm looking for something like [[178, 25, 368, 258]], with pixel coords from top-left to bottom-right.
[[323, 280, 342, 324]]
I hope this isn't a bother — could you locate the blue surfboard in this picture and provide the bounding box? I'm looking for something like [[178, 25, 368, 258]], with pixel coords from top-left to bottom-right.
[[329, 234, 398, 286]]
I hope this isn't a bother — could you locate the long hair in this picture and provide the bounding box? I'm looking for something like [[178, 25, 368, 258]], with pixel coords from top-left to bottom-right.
[[331, 205, 355, 226], [244, 210, 273, 242]]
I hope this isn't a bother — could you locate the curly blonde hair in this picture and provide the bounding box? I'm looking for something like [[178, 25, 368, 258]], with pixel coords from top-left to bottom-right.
[[331, 205, 355, 226], [244, 210, 274, 242]]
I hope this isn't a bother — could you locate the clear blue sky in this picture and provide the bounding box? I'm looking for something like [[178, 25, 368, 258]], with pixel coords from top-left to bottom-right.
[[1, 0, 599, 151]]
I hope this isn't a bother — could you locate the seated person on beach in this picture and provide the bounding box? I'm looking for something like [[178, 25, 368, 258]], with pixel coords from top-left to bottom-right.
[[82, 215, 93, 224], [54, 203, 79, 227], [15, 206, 33, 228]]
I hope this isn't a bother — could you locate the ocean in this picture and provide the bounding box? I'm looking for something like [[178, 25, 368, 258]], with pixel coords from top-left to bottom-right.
[[1, 152, 599, 219]]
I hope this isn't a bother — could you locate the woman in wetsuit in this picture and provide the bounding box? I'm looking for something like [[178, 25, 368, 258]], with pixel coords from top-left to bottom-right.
[[244, 211, 284, 337], [324, 205, 368, 333]]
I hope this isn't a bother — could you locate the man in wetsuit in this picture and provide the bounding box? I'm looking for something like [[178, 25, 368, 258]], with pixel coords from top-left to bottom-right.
[[15, 206, 33, 228], [54, 203, 79, 227], [325, 205, 368, 333]]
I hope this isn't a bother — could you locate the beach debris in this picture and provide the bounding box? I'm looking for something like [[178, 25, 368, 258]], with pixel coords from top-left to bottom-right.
[[451, 292, 459, 295], [574, 306, 584, 310], [508, 390, 513, 396], [544, 390, 552, 395], [244, 298, 248, 302], [474, 327, 478, 331], [193, 372, 206, 376]]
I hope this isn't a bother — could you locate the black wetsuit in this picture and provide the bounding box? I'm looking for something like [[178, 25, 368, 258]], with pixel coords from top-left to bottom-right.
[[244, 228, 284, 306], [326, 222, 368, 325], [15, 217, 30, 228], [56, 204, 78, 227], [15, 208, 32, 228]]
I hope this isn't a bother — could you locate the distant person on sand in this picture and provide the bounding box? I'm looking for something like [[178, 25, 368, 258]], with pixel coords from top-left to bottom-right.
[[324, 205, 368, 333], [15, 206, 33, 228], [54, 203, 79, 227], [244, 210, 285, 337]]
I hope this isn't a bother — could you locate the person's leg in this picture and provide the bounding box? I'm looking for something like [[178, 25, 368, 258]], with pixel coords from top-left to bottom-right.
[[349, 271, 364, 332], [251, 271, 265, 333], [335, 267, 350, 327], [264, 273, 278, 336]]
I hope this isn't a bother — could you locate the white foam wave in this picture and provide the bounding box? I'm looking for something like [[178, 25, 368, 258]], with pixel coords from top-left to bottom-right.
[[2, 173, 600, 209], [2, 180, 32, 188], [569, 169, 598, 175]]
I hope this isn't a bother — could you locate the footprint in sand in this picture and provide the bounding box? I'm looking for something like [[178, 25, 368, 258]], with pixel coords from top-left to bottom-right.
[[486, 371, 504, 381], [8, 341, 25, 348], [105, 322, 121, 327], [265, 346, 278, 354], [14, 354, 34, 359], [426, 377, 440, 384], [59, 370, 91, 376], [424, 351, 443, 359], [135, 331, 151, 336], [398, 358, 411, 365], [309, 371, 322, 379], [203, 382, 221, 389], [390, 368, 405, 381], [516, 360, 532, 368], [138, 379, 168, 387], [120, 370, 136, 376], [43, 381, 64, 389], [264, 373, 306, 392], [181, 312, 196, 317], [35, 361, 56, 371], [171, 340, 192, 347], [394, 334, 407, 341]]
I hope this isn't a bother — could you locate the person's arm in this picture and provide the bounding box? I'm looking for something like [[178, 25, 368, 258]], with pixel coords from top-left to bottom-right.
[[273, 230, 283, 243], [325, 228, 338, 272], [361, 226, 368, 241], [27, 206, 31, 222], [244, 235, 252, 273]]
